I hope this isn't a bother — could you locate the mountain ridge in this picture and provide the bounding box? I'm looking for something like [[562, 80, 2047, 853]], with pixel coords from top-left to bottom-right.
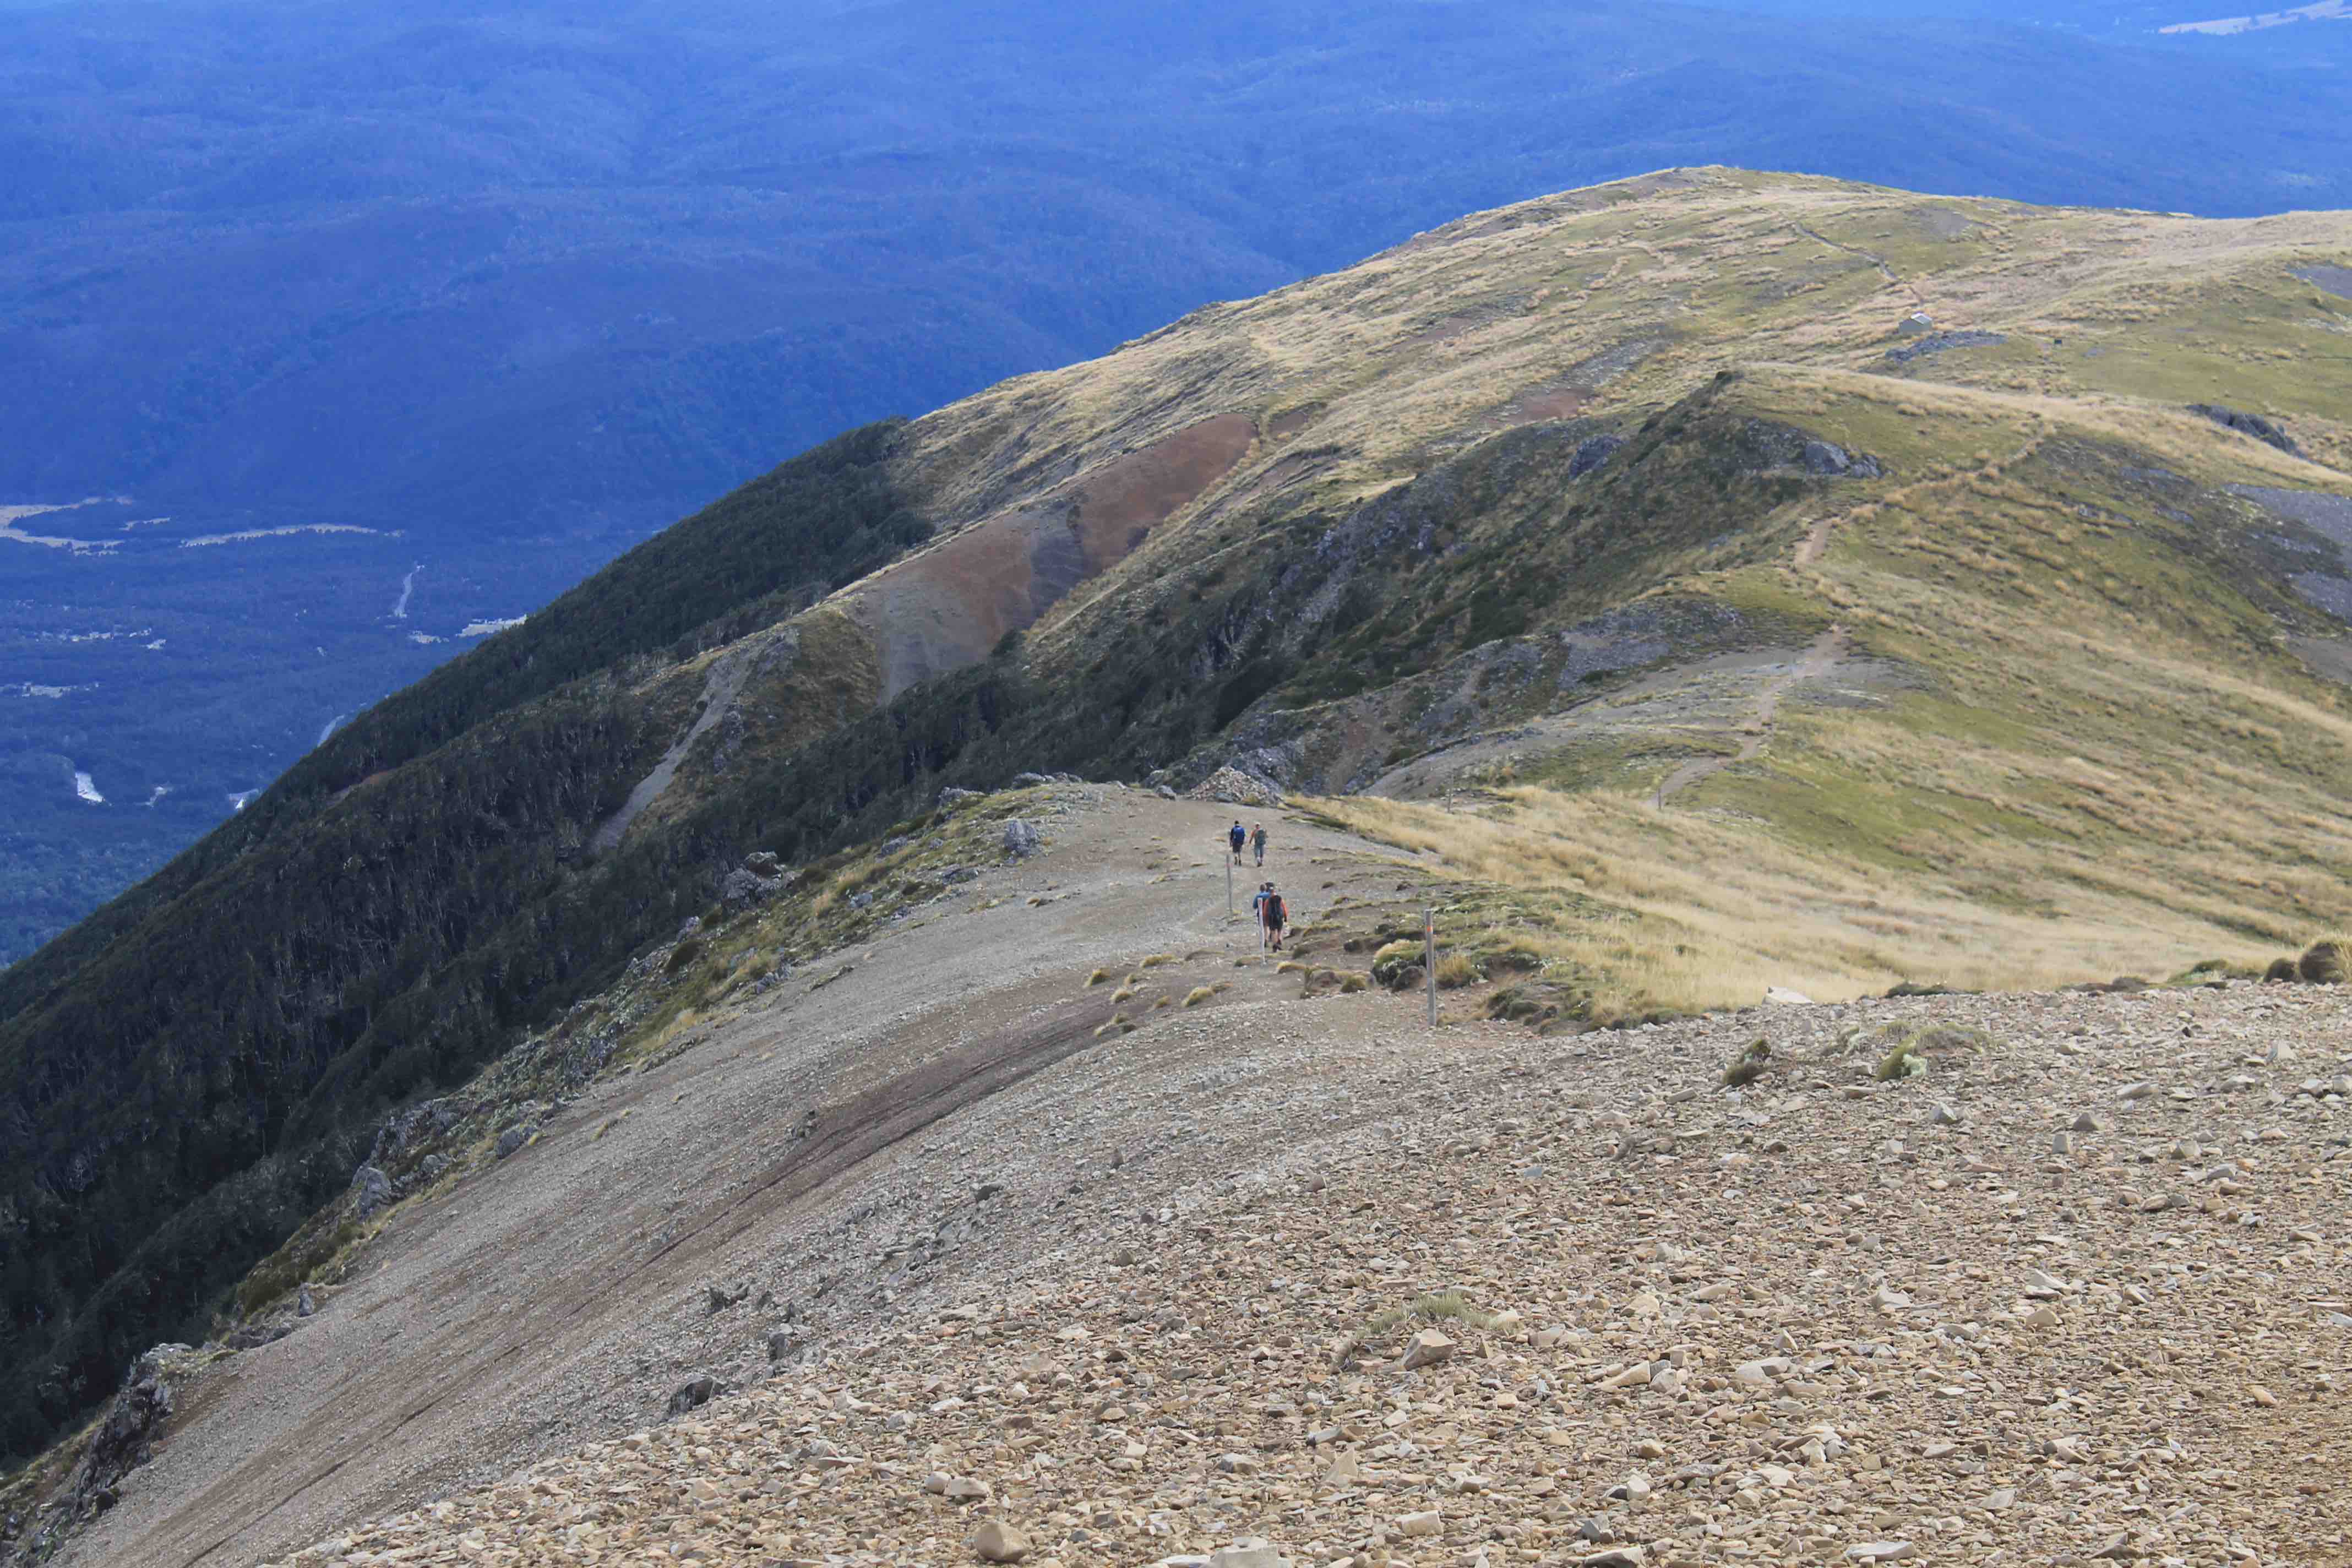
[[2, 165, 2350, 1494], [11, 0, 2352, 966]]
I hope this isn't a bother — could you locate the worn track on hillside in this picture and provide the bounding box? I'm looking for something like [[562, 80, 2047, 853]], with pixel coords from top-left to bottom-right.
[[70, 796, 1411, 1568]]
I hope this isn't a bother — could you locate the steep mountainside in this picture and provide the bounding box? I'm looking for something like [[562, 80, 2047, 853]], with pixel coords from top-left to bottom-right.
[[4, 167, 2351, 1478]]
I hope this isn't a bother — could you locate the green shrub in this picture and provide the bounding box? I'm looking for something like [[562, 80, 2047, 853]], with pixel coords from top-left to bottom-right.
[[1723, 1038, 1772, 1087], [1362, 1289, 1499, 1340], [1876, 1039, 1929, 1080]]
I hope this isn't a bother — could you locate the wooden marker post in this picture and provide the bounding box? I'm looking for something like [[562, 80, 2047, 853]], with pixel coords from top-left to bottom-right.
[[1425, 906, 1437, 1026]]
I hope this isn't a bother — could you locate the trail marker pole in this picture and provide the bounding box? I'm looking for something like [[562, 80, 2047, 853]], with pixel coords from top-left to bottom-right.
[[1425, 906, 1437, 1026], [1226, 852, 1233, 916]]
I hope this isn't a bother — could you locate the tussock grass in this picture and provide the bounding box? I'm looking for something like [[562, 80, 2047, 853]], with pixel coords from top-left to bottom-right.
[[1850, 1020, 1996, 1081], [1140, 954, 1178, 968], [1362, 1290, 1499, 1342], [1434, 954, 1482, 989], [1723, 1038, 1773, 1088], [1876, 1036, 1929, 1081], [1370, 939, 1424, 988], [2301, 934, 2352, 984], [1086, 968, 1110, 987], [1183, 986, 1216, 1008]]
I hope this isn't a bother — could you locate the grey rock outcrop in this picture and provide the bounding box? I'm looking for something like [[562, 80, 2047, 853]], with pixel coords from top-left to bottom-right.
[[666, 1375, 722, 1417], [721, 867, 782, 906], [2190, 404, 2301, 456], [1885, 329, 2005, 365], [73, 1353, 176, 1512], [1569, 432, 1626, 478], [1736, 419, 1884, 479], [1001, 820, 1042, 858], [349, 1164, 393, 1218], [1802, 439, 1883, 478], [368, 1096, 462, 1169]]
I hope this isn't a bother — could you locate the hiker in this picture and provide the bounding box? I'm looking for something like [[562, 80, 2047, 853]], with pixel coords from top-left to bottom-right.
[[1250, 821, 1268, 866], [1228, 819, 1246, 864], [1261, 884, 1288, 952]]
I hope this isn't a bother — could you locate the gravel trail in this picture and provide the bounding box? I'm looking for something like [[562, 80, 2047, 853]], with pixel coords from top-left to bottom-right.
[[61, 793, 2352, 1568]]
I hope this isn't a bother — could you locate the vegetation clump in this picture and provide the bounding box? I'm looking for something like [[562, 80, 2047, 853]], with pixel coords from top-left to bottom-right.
[[1370, 940, 1425, 988], [1856, 1020, 1997, 1081], [1434, 954, 1483, 989], [2299, 935, 2352, 985], [1723, 1037, 1773, 1088], [1363, 1289, 1499, 1338]]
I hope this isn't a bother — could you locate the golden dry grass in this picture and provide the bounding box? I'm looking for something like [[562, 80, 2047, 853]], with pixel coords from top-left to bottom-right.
[[1313, 766, 2347, 1020], [863, 172, 2352, 1021]]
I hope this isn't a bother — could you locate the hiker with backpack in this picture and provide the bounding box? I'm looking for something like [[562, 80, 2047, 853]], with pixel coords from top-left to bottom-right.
[[1250, 822, 1268, 866], [1259, 883, 1288, 952], [1228, 820, 1246, 865]]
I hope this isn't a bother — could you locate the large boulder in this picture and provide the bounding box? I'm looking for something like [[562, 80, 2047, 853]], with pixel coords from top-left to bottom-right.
[[721, 867, 782, 906], [349, 1164, 393, 1218], [1002, 820, 1042, 859], [1569, 432, 1625, 478], [2190, 402, 2301, 456], [666, 1375, 722, 1417]]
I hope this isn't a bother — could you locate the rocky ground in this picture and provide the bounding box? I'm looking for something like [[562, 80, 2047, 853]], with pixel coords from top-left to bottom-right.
[[204, 804, 2350, 1568]]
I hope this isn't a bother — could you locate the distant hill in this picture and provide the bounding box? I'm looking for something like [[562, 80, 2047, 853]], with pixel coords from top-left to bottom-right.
[[6, 0, 2352, 965], [2, 166, 2348, 1477]]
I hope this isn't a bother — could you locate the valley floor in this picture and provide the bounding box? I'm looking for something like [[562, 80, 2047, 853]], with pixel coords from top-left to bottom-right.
[[65, 791, 2352, 1568]]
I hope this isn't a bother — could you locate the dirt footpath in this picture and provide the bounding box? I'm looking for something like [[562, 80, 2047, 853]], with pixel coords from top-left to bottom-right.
[[68, 794, 1424, 1568], [66, 790, 2352, 1568]]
